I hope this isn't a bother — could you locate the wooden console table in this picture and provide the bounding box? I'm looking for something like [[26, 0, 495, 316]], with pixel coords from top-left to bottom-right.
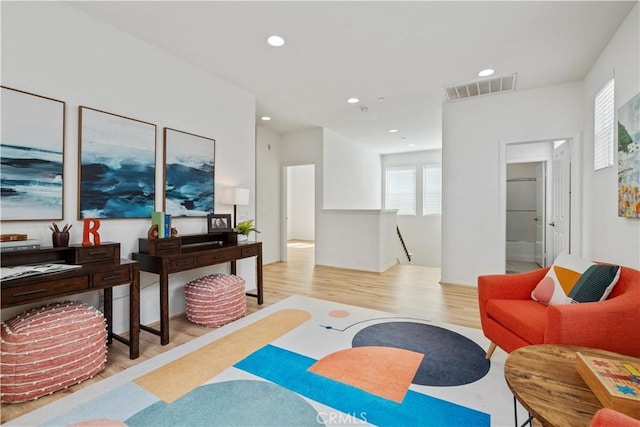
[[132, 232, 263, 345], [504, 344, 640, 426], [1, 243, 140, 359]]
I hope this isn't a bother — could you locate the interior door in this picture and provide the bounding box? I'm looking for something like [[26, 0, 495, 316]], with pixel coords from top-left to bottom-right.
[[535, 162, 546, 267], [549, 141, 571, 263]]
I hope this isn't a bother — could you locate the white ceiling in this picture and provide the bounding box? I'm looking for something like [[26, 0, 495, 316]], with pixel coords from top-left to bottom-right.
[[69, 1, 636, 154]]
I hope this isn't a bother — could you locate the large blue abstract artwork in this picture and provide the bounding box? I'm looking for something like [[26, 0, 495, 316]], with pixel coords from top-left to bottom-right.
[[163, 128, 215, 217], [79, 107, 156, 219], [1, 87, 65, 221]]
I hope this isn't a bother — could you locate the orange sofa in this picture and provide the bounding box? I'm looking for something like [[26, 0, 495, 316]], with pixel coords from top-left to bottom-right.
[[478, 265, 640, 359], [591, 409, 640, 426]]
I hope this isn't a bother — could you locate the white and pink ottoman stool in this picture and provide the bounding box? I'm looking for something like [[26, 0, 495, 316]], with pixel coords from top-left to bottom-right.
[[185, 274, 247, 327], [0, 301, 107, 403]]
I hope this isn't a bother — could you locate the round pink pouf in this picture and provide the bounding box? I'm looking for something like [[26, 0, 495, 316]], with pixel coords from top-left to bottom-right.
[[1, 301, 107, 403], [184, 274, 247, 328]]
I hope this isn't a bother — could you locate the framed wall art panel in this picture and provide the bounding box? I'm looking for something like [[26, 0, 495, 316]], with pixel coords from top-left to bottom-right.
[[78, 107, 156, 219], [617, 92, 640, 218], [163, 128, 215, 217], [0, 86, 65, 221]]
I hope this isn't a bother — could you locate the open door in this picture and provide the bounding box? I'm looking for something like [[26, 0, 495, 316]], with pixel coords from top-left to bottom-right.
[[535, 162, 546, 267], [549, 141, 571, 263]]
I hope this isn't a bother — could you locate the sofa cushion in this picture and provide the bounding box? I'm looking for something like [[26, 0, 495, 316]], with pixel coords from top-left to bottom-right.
[[531, 253, 620, 305], [486, 299, 546, 345]]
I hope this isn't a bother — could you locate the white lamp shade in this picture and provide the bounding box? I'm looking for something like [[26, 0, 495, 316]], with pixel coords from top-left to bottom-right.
[[221, 187, 249, 205]]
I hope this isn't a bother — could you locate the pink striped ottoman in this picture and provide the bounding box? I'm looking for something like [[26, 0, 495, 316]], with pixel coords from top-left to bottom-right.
[[0, 301, 107, 403], [185, 274, 247, 327]]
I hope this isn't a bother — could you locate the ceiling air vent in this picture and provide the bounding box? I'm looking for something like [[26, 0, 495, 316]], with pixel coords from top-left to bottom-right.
[[442, 73, 517, 102]]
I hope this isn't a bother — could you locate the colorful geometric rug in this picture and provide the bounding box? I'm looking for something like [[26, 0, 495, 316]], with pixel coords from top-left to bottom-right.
[[6, 295, 525, 426]]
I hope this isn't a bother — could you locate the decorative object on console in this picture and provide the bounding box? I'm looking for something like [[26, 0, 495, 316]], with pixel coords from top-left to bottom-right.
[[78, 106, 156, 219], [236, 219, 260, 241], [0, 86, 65, 221], [163, 128, 215, 217], [82, 218, 101, 246], [531, 252, 620, 305], [50, 222, 72, 248], [221, 187, 249, 227], [0, 238, 41, 253], [618, 92, 640, 219], [0, 234, 27, 242], [0, 300, 107, 403], [151, 211, 172, 238], [184, 273, 247, 327], [207, 213, 232, 233]]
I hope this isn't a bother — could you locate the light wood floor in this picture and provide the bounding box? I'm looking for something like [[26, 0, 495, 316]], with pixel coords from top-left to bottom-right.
[[1, 241, 481, 424]]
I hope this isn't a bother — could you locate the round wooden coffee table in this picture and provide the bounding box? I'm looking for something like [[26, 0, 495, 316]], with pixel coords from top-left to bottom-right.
[[504, 344, 640, 427]]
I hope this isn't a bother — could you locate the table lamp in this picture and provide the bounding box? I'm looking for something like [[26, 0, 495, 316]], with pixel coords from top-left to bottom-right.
[[221, 187, 249, 227]]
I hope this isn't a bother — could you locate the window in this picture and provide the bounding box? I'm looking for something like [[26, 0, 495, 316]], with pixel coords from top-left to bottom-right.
[[594, 78, 615, 170], [385, 166, 416, 215], [423, 164, 442, 215]]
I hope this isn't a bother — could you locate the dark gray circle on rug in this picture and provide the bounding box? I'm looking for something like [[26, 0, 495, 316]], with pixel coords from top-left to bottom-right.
[[352, 322, 490, 387], [125, 380, 322, 426]]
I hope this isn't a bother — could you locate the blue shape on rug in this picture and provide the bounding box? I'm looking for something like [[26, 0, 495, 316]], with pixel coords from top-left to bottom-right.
[[235, 344, 489, 427], [125, 380, 321, 426], [352, 322, 491, 386], [44, 382, 159, 426]]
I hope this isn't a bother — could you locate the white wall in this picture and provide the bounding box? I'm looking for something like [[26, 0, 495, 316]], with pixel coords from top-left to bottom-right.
[[323, 129, 381, 209], [316, 210, 398, 273], [442, 82, 584, 285], [1, 2, 257, 333], [382, 150, 442, 267], [582, 4, 640, 268], [287, 165, 315, 241], [256, 126, 282, 264]]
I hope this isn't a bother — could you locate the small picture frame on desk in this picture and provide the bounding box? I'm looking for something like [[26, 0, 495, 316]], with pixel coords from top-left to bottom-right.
[[207, 213, 232, 233]]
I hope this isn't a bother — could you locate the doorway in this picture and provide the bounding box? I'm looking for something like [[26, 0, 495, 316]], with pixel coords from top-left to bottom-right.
[[502, 138, 574, 273], [506, 161, 545, 273], [282, 164, 315, 262]]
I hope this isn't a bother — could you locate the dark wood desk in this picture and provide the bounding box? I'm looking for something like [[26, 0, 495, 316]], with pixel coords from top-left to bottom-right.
[[132, 233, 263, 345], [1, 243, 140, 359], [504, 344, 640, 426]]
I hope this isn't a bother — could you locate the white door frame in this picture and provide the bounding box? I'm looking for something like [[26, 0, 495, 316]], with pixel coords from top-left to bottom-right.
[[498, 133, 582, 273]]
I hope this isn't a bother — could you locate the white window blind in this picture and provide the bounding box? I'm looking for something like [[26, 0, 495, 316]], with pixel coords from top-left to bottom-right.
[[594, 78, 615, 170], [385, 166, 416, 215], [423, 164, 442, 215]]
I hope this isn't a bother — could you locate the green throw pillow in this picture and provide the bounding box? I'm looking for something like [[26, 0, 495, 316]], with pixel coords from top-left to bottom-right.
[[568, 264, 621, 303]]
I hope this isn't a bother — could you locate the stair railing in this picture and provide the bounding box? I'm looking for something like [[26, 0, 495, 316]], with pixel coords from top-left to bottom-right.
[[396, 225, 412, 263]]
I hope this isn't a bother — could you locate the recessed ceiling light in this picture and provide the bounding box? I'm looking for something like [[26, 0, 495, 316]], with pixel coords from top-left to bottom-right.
[[377, 97, 385, 102], [389, 129, 398, 133], [267, 35, 285, 47], [347, 97, 359, 104], [261, 116, 272, 121], [408, 144, 416, 147], [478, 68, 495, 77]]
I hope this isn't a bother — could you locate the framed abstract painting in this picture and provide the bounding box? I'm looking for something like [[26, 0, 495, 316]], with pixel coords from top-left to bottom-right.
[[163, 128, 215, 217], [1, 86, 66, 221], [78, 106, 156, 219], [617, 92, 640, 218]]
